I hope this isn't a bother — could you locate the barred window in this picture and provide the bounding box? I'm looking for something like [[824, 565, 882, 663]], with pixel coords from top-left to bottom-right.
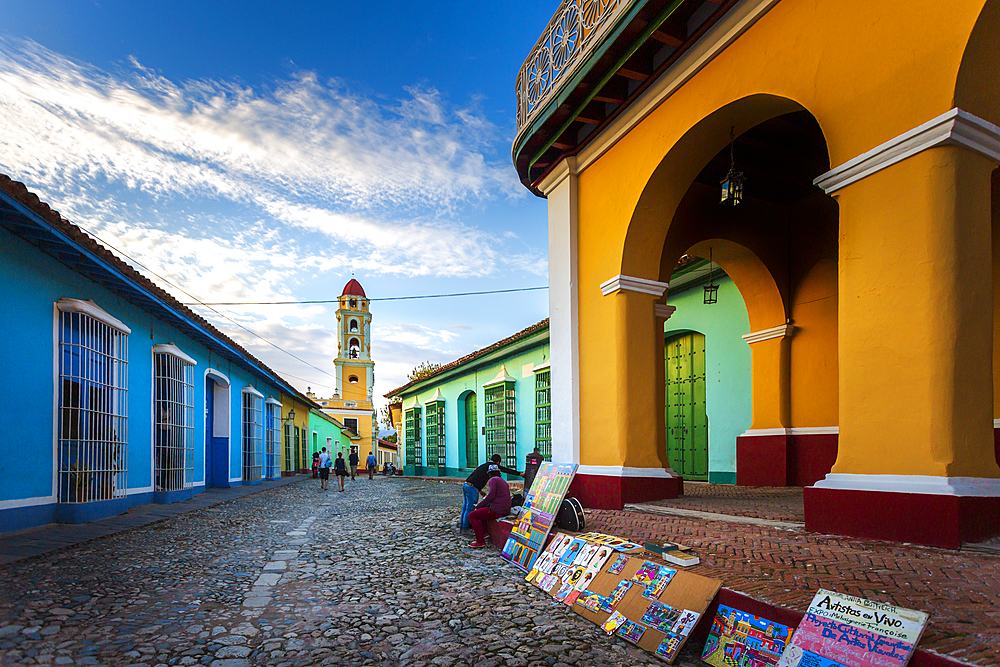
[[405, 407, 422, 468], [153, 344, 195, 492], [485, 380, 516, 469], [57, 299, 129, 504], [283, 422, 293, 472], [242, 387, 264, 482], [265, 399, 282, 479], [534, 369, 552, 461]]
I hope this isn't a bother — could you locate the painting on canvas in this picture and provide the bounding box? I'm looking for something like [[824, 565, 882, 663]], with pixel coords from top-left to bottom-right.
[[701, 605, 793, 667]]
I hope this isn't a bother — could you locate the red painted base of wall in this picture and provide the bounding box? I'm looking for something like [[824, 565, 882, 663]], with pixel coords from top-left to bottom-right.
[[805, 486, 1000, 549], [568, 473, 683, 510], [737, 432, 838, 487], [281, 471, 297, 477]]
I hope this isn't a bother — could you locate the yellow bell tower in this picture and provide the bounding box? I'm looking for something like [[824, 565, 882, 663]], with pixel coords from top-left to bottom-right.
[[317, 278, 377, 459]]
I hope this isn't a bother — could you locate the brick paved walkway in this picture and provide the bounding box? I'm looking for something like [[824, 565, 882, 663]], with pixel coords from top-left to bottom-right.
[[644, 481, 805, 522], [586, 507, 1000, 666]]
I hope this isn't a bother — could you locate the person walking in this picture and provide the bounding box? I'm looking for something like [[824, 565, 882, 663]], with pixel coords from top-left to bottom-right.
[[349, 449, 359, 481], [461, 454, 522, 532], [467, 464, 511, 548], [366, 451, 377, 480], [334, 451, 348, 491], [318, 447, 331, 490]]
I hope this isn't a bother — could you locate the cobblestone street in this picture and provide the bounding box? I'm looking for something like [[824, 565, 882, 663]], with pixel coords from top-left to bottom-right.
[[0, 478, 702, 667]]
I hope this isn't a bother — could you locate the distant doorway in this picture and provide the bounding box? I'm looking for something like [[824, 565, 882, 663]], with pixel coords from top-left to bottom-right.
[[665, 332, 708, 480], [463, 391, 478, 469], [204, 370, 231, 487]]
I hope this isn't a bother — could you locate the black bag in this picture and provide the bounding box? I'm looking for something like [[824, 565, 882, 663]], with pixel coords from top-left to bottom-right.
[[511, 492, 525, 508], [556, 497, 585, 532]]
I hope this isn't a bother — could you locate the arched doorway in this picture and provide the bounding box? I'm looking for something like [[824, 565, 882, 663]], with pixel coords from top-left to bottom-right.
[[459, 390, 478, 469], [665, 332, 708, 480], [204, 369, 231, 488]]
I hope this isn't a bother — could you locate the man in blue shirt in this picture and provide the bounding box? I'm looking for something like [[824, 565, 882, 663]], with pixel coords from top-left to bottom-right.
[[366, 451, 377, 480]]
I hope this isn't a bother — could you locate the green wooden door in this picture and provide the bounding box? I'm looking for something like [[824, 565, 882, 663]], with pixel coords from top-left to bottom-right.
[[665, 332, 709, 480], [465, 392, 478, 469]]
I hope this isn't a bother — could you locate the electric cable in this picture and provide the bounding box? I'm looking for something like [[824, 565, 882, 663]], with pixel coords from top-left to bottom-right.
[[182, 285, 548, 306]]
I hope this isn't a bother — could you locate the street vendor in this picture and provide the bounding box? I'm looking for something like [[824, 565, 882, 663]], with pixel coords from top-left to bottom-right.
[[461, 453, 522, 532], [467, 464, 511, 548]]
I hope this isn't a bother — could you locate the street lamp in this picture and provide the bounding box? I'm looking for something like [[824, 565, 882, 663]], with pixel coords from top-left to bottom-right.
[[284, 408, 295, 423], [720, 126, 744, 207]]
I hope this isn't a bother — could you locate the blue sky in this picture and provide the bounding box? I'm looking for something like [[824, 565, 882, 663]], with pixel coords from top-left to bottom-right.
[[0, 0, 559, 423]]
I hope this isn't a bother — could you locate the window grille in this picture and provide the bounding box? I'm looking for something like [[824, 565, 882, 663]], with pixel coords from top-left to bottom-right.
[[283, 422, 293, 472], [242, 388, 264, 482], [154, 347, 194, 492], [485, 381, 516, 469], [344, 417, 358, 432], [405, 407, 422, 468], [425, 400, 445, 470], [294, 426, 302, 470], [57, 302, 129, 504], [265, 401, 281, 479], [534, 370, 552, 461]]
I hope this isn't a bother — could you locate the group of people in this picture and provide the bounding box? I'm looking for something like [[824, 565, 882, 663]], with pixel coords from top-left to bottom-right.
[[461, 454, 523, 548], [314, 448, 381, 491]]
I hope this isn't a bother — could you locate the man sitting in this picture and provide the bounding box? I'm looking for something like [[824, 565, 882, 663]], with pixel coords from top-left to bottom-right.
[[461, 454, 522, 532], [467, 464, 511, 548]]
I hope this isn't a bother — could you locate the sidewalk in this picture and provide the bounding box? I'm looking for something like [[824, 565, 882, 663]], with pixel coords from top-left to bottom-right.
[[587, 483, 1000, 666], [0, 474, 308, 565]]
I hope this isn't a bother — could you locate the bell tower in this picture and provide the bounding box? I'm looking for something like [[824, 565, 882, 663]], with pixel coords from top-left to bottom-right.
[[316, 278, 378, 459]]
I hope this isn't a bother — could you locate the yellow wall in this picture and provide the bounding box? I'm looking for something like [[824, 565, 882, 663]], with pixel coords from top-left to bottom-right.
[[340, 367, 370, 403], [279, 392, 312, 472], [570, 0, 993, 470]]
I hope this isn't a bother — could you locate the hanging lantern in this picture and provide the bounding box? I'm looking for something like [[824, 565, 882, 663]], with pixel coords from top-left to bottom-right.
[[720, 127, 744, 207], [704, 248, 719, 304]]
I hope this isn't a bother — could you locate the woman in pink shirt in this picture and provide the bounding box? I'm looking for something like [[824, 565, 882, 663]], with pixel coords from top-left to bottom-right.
[[467, 464, 511, 548]]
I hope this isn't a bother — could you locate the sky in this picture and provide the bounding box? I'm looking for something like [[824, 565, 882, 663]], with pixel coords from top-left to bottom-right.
[[0, 0, 560, 430]]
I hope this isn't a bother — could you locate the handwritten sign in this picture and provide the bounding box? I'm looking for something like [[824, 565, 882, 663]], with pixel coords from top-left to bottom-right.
[[776, 590, 928, 667]]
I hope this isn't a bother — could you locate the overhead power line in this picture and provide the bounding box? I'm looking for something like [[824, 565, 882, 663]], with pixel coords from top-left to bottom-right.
[[181, 285, 549, 306], [72, 226, 339, 382]]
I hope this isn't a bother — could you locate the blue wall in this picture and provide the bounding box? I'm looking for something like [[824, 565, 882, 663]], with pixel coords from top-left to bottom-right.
[[664, 274, 751, 484], [0, 225, 285, 533]]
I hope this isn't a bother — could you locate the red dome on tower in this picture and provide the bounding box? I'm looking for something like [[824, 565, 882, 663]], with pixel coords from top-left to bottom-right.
[[341, 279, 367, 298]]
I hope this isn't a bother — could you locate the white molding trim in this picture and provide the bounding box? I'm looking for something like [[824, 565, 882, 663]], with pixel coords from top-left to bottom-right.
[[573, 0, 783, 177], [56, 297, 131, 334], [815, 108, 1000, 194], [813, 473, 1000, 497], [242, 385, 264, 399], [152, 343, 197, 366], [740, 427, 839, 437], [0, 494, 57, 510], [993, 419, 1000, 429], [424, 388, 444, 404], [205, 368, 230, 388], [533, 360, 552, 372], [265, 397, 282, 407], [600, 274, 669, 297], [654, 304, 677, 320], [483, 364, 516, 387], [576, 465, 679, 479], [538, 156, 579, 196], [127, 485, 154, 495], [742, 323, 794, 344]]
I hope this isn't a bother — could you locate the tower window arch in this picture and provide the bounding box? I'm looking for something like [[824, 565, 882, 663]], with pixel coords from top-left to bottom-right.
[[349, 338, 360, 359], [349, 298, 358, 308], [349, 375, 359, 384], [349, 319, 358, 333]]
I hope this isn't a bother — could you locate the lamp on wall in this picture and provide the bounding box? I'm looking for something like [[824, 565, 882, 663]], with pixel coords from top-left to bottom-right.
[[284, 409, 296, 423], [704, 248, 719, 305], [720, 126, 745, 207]]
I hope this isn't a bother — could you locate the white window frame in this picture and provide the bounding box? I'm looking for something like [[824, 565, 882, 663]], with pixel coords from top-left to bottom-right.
[[265, 398, 282, 480], [56, 298, 129, 504], [241, 386, 264, 482], [153, 343, 196, 492]]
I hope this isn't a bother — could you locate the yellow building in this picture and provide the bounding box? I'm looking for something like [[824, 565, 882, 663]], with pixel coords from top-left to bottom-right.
[[515, 0, 1000, 547], [313, 279, 378, 464]]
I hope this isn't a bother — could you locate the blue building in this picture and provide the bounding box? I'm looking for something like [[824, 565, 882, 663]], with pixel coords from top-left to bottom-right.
[[0, 175, 318, 534]]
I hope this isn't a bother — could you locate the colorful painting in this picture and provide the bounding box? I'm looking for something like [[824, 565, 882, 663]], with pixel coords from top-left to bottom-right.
[[701, 605, 793, 667], [608, 554, 630, 574], [613, 542, 644, 552], [632, 560, 661, 586], [775, 590, 928, 667], [655, 632, 684, 661], [576, 591, 609, 613], [602, 611, 628, 634], [574, 544, 599, 567], [559, 538, 587, 566], [642, 565, 677, 600], [591, 545, 614, 570], [616, 619, 646, 644], [609, 580, 633, 609], [501, 462, 578, 571], [640, 600, 682, 634], [574, 568, 597, 592], [555, 580, 575, 602]]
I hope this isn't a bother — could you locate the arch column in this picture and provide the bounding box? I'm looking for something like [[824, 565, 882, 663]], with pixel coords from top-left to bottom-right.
[[568, 275, 682, 509], [736, 324, 794, 486], [807, 109, 1000, 548]]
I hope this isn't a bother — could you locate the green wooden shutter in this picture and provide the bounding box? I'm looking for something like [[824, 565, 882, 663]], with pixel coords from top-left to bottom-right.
[[535, 370, 551, 461]]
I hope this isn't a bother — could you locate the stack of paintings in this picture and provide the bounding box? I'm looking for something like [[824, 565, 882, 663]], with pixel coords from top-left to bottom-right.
[[775, 590, 928, 667], [501, 462, 577, 571], [525, 531, 721, 663]]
